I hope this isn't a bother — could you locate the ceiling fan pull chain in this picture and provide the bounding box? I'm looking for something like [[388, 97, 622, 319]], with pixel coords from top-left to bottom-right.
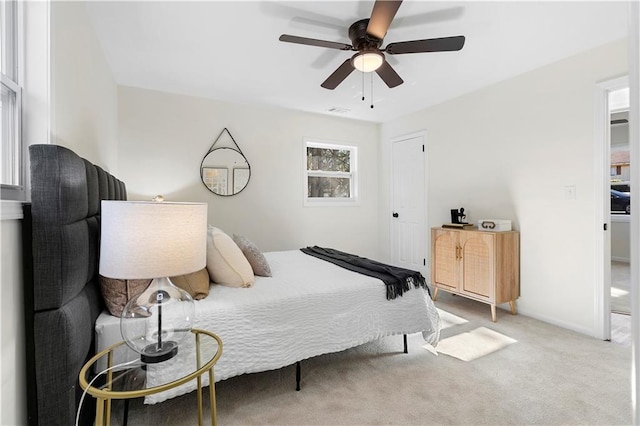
[[362, 71, 365, 101], [370, 73, 374, 109]]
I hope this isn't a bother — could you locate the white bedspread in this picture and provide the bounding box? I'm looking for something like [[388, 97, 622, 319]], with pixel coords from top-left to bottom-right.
[[96, 250, 441, 404]]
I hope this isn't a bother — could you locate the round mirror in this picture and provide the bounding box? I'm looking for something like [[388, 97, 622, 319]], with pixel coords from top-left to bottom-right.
[[200, 147, 251, 196]]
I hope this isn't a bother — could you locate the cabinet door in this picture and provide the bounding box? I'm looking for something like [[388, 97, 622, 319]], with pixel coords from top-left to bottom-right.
[[459, 232, 494, 300], [431, 229, 459, 290]]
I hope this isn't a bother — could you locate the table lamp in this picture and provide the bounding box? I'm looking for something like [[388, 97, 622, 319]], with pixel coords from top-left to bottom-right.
[[100, 201, 207, 363]]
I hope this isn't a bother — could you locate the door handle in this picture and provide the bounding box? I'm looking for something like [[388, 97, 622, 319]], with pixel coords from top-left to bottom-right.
[[392, 212, 399, 218]]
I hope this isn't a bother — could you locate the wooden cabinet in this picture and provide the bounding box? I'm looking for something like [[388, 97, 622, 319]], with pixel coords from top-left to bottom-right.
[[430, 227, 519, 322]]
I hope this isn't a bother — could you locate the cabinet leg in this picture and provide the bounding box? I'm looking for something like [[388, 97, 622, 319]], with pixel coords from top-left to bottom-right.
[[432, 287, 439, 301], [490, 304, 497, 322], [509, 300, 517, 315]]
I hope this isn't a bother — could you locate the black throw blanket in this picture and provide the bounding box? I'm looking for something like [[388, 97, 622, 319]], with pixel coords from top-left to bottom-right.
[[300, 246, 430, 300]]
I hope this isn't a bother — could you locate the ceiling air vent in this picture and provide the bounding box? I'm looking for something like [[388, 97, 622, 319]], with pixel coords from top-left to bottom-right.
[[328, 107, 350, 114], [611, 119, 628, 125]]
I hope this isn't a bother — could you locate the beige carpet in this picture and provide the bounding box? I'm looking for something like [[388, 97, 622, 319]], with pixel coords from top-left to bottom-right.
[[611, 312, 632, 346], [431, 326, 517, 361], [113, 292, 632, 425]]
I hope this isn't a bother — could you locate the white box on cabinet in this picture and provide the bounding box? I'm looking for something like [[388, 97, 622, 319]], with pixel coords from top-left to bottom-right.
[[477, 219, 512, 232]]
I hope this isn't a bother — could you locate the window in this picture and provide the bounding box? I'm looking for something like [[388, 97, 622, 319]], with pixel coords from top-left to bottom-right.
[[610, 166, 622, 176], [305, 140, 357, 204], [1, 0, 24, 201]]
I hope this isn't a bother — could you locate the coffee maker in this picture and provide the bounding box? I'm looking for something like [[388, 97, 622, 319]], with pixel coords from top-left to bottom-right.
[[450, 207, 468, 224]]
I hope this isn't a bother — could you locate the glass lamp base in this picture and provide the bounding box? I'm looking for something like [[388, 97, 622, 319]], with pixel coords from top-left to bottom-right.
[[140, 340, 178, 364]]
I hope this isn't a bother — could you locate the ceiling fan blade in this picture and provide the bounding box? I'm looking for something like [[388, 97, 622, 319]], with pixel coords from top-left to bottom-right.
[[375, 61, 403, 88], [367, 0, 403, 40], [385, 35, 465, 55], [321, 59, 355, 90], [279, 34, 352, 50]]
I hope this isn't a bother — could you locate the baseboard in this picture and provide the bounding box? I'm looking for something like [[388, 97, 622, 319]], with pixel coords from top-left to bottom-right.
[[611, 256, 630, 263], [516, 307, 595, 338]]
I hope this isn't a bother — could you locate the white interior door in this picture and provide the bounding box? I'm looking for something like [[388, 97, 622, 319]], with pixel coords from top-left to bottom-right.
[[391, 134, 426, 275]]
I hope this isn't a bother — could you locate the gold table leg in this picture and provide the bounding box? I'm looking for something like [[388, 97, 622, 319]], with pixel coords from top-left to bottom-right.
[[105, 398, 112, 426], [197, 375, 204, 426], [95, 398, 106, 425], [209, 369, 217, 426]]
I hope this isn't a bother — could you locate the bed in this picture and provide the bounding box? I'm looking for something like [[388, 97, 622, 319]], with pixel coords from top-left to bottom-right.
[[23, 144, 441, 423], [95, 248, 441, 404]]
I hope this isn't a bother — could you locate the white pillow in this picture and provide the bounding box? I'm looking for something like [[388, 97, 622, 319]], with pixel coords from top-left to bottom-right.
[[206, 226, 255, 287]]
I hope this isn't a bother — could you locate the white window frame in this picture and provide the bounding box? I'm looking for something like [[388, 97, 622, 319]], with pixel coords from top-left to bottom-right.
[[1, 0, 25, 202], [304, 139, 358, 206]]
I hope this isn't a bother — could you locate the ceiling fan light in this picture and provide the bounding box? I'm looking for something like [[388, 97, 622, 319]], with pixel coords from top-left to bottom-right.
[[352, 51, 384, 73]]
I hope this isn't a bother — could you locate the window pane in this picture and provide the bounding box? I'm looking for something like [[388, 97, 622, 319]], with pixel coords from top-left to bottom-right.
[[307, 177, 351, 198], [1, 83, 18, 186], [307, 147, 351, 172], [1, 0, 17, 80]]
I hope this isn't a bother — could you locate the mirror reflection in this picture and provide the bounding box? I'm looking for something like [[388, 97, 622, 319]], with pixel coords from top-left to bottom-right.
[[201, 147, 251, 196]]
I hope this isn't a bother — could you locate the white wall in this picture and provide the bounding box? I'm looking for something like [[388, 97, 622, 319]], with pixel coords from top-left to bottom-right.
[[379, 39, 628, 335], [118, 87, 381, 258], [0, 218, 25, 426], [611, 217, 631, 262], [612, 122, 630, 146], [51, 0, 119, 172]]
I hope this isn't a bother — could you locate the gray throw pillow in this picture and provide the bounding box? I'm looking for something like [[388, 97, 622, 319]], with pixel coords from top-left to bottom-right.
[[232, 234, 272, 277]]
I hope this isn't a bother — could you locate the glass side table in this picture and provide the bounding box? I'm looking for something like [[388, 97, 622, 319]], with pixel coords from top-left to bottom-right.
[[79, 328, 223, 426]]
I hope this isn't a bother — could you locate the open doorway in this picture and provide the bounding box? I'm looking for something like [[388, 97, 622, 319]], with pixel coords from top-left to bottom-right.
[[594, 76, 628, 341], [609, 88, 631, 346]]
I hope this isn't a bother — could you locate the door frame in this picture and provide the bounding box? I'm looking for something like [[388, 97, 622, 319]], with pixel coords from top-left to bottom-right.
[[389, 131, 427, 275], [594, 75, 629, 341]]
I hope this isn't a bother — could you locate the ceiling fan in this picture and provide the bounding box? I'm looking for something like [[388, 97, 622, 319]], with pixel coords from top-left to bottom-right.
[[279, 0, 466, 90]]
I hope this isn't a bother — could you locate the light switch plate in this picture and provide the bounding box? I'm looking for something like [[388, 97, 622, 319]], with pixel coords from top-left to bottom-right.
[[564, 185, 576, 200]]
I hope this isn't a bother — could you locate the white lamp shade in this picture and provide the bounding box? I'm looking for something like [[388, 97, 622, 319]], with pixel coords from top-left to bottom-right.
[[100, 201, 207, 279]]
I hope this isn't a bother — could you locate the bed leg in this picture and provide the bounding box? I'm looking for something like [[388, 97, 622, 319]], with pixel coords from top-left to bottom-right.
[[296, 362, 301, 391], [123, 399, 129, 426], [403, 334, 408, 354]]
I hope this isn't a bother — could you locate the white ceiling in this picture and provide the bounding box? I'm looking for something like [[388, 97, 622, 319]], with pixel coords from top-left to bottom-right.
[[85, 1, 629, 123]]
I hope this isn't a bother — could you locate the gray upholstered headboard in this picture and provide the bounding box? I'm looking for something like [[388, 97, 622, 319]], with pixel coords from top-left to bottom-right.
[[23, 144, 126, 425]]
